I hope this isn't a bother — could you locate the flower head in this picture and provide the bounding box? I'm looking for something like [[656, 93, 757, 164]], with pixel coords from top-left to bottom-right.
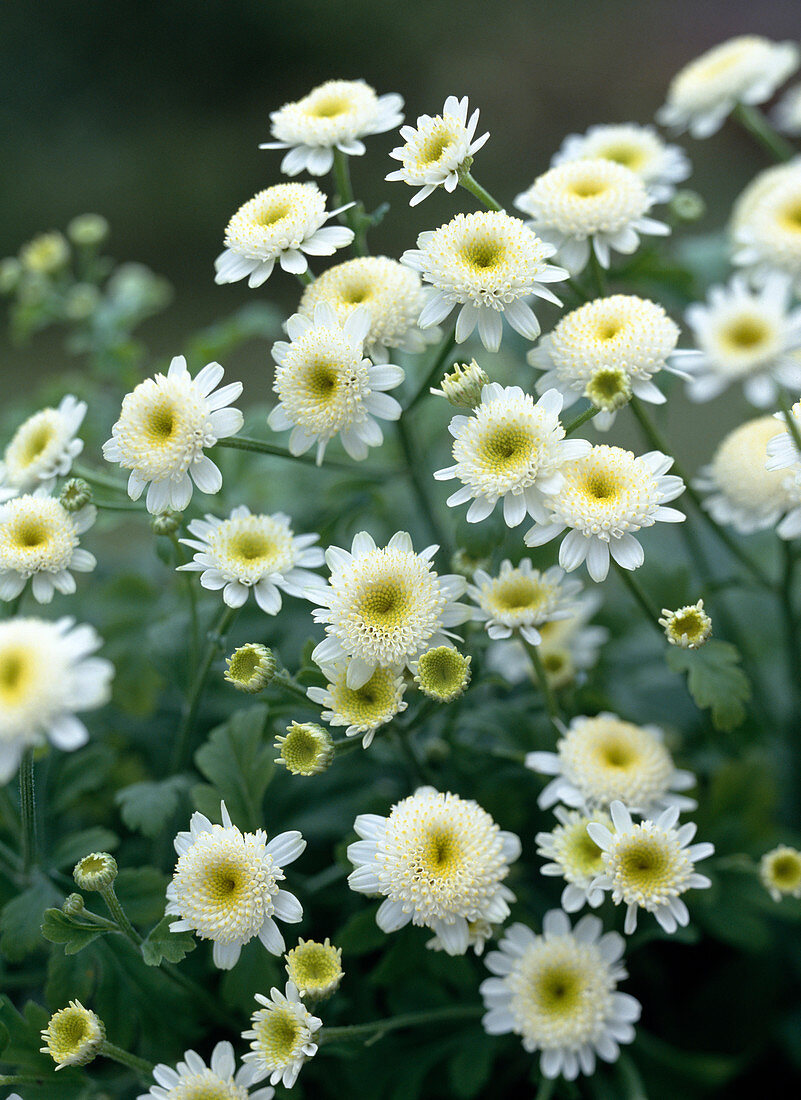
[[536, 807, 612, 912], [402, 212, 568, 352], [59, 477, 92, 512], [659, 600, 712, 649], [285, 938, 343, 1001], [411, 646, 472, 703], [760, 845, 801, 902], [74, 851, 117, 892], [468, 560, 582, 646], [386, 95, 490, 205], [481, 912, 640, 1080], [431, 359, 490, 409], [274, 721, 335, 775], [731, 160, 801, 293], [41, 1001, 104, 1070], [138, 1041, 275, 1100], [166, 801, 305, 969], [307, 662, 406, 747], [214, 183, 354, 288], [773, 84, 801, 135], [0, 395, 86, 501], [348, 786, 521, 955], [20, 231, 69, 274], [103, 356, 243, 514], [552, 123, 690, 202], [0, 492, 96, 604], [225, 644, 277, 693], [241, 982, 321, 1090]]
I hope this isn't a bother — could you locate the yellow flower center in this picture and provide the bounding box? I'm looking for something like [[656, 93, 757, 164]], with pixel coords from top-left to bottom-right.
[[722, 317, 770, 350], [52, 1009, 90, 1051], [595, 735, 640, 771], [617, 835, 673, 890], [19, 423, 55, 466], [420, 129, 454, 165], [478, 426, 534, 472], [780, 200, 801, 232], [258, 204, 290, 226], [303, 359, 340, 399], [12, 518, 51, 549], [308, 95, 349, 119], [771, 853, 801, 888], [601, 144, 646, 170], [229, 532, 275, 565], [146, 403, 176, 443], [461, 238, 506, 271], [564, 827, 605, 876], [493, 577, 545, 613], [533, 962, 585, 1017], [421, 826, 463, 876], [569, 179, 608, 199], [228, 647, 261, 682], [358, 581, 408, 627], [255, 1006, 301, 1063], [582, 470, 621, 501], [0, 646, 33, 706]]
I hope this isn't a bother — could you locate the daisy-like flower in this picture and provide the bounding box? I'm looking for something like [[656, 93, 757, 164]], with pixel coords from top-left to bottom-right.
[[138, 1042, 275, 1100], [309, 530, 471, 688], [178, 507, 323, 612], [515, 160, 669, 274], [0, 395, 86, 501], [730, 160, 801, 293], [480, 911, 640, 1081], [285, 938, 343, 1002], [588, 801, 714, 934], [760, 845, 801, 902], [241, 983, 321, 1090], [386, 95, 489, 205], [536, 807, 612, 913], [214, 183, 354, 288], [225, 643, 277, 694], [268, 303, 404, 464], [552, 123, 690, 202], [659, 600, 712, 649], [260, 79, 403, 177], [765, 400, 801, 538], [411, 645, 472, 703], [528, 295, 683, 429], [0, 616, 112, 782], [525, 712, 696, 816], [103, 356, 243, 514], [297, 255, 436, 361], [307, 662, 407, 747], [40, 1001, 105, 1070], [468, 560, 582, 647], [166, 801, 305, 969], [695, 415, 801, 535], [657, 35, 800, 138], [348, 787, 521, 955], [274, 721, 335, 776], [672, 275, 801, 406], [434, 384, 591, 527], [402, 211, 568, 352], [773, 84, 801, 135], [431, 359, 490, 409], [0, 492, 96, 603]]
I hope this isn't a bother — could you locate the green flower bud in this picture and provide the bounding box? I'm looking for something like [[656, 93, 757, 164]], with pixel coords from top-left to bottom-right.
[[658, 600, 712, 649], [285, 937, 344, 1001], [224, 643, 277, 693], [59, 478, 92, 512], [74, 852, 118, 892], [430, 359, 489, 409], [19, 231, 70, 275], [40, 1000, 105, 1069], [67, 214, 109, 247], [413, 646, 472, 703], [150, 509, 182, 535], [669, 189, 706, 223], [584, 366, 632, 413], [62, 893, 86, 917], [275, 722, 334, 776]]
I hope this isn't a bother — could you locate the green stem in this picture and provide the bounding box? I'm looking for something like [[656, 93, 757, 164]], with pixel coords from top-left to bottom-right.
[[296, 269, 314, 286], [522, 638, 562, 732], [613, 561, 663, 633], [72, 462, 129, 494], [216, 435, 393, 479], [457, 170, 504, 211], [169, 533, 200, 672], [0, 1075, 54, 1085], [397, 417, 452, 552], [19, 748, 37, 877], [319, 1004, 482, 1045], [405, 328, 458, 411], [332, 148, 367, 255], [777, 388, 801, 460], [563, 403, 600, 436], [3, 592, 24, 618], [781, 541, 801, 695], [99, 1040, 154, 1078], [733, 103, 796, 162], [588, 248, 607, 297], [92, 498, 144, 512], [535, 1078, 556, 1100], [272, 670, 312, 704], [332, 736, 363, 758], [99, 884, 143, 945]]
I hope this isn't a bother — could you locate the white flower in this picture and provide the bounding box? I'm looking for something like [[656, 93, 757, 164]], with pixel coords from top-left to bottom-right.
[[515, 160, 669, 274], [528, 295, 683, 429], [137, 1041, 275, 1100], [467, 560, 582, 646], [773, 84, 801, 135], [166, 801, 305, 970], [536, 807, 612, 912], [730, 159, 801, 293], [434, 384, 591, 527], [386, 95, 489, 205], [178, 507, 323, 613], [657, 35, 800, 138], [525, 712, 697, 816], [427, 918, 494, 956], [588, 801, 714, 934], [659, 600, 713, 650], [268, 303, 404, 464], [40, 1000, 104, 1070], [672, 275, 801, 406], [0, 395, 86, 501], [766, 400, 801, 539], [348, 786, 521, 955], [307, 662, 407, 747], [297, 255, 437, 361], [214, 183, 354, 288], [0, 492, 96, 603], [402, 211, 568, 352], [760, 845, 801, 902], [103, 355, 243, 514], [260, 79, 403, 176], [552, 122, 690, 202], [309, 530, 471, 688], [524, 445, 685, 582], [242, 982, 321, 1090], [481, 911, 640, 1080], [0, 616, 113, 782]]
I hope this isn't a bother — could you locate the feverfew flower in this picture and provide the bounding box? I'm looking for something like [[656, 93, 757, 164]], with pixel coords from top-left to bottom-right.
[[525, 712, 696, 816], [307, 662, 407, 747], [0, 492, 96, 603], [0, 616, 113, 782], [730, 159, 801, 293], [588, 801, 714, 934], [268, 303, 404, 464], [536, 807, 612, 912], [241, 983, 321, 1090], [515, 160, 669, 274], [552, 122, 690, 202], [386, 95, 490, 205], [766, 402, 801, 538], [260, 79, 403, 176], [40, 1001, 104, 1070], [773, 84, 801, 135], [672, 276, 801, 406], [225, 644, 277, 693], [411, 645, 472, 703], [431, 359, 490, 409], [481, 912, 640, 1081], [402, 212, 568, 352], [348, 787, 521, 955], [427, 918, 494, 957], [468, 560, 582, 646], [524, 445, 685, 582], [657, 35, 800, 138], [166, 802, 305, 969], [760, 845, 801, 902], [285, 938, 344, 1001], [214, 183, 354, 288], [528, 295, 683, 429], [274, 722, 334, 776], [0, 395, 86, 501], [137, 1042, 275, 1100], [659, 600, 712, 649], [310, 530, 471, 689], [103, 356, 243, 514], [179, 507, 324, 612], [434, 384, 591, 527]]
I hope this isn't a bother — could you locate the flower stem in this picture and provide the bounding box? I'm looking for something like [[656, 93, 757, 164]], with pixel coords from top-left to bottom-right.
[[216, 435, 393, 479], [563, 403, 600, 436], [457, 169, 504, 211], [777, 387, 801, 459], [332, 148, 368, 255], [396, 416, 452, 553], [99, 1040, 154, 1078], [781, 541, 801, 695], [296, 269, 314, 286], [612, 561, 662, 634], [272, 670, 312, 704], [535, 1078, 556, 1100], [405, 328, 458, 411], [3, 592, 24, 618], [733, 103, 796, 162], [169, 532, 200, 672], [99, 884, 143, 945], [319, 1004, 482, 1045], [72, 462, 129, 494], [19, 748, 37, 878], [588, 248, 607, 296], [522, 638, 562, 733]]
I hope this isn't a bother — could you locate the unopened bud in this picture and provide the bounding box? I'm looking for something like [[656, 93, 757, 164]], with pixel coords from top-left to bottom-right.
[[431, 359, 489, 409], [59, 478, 92, 512], [40, 1001, 105, 1069], [224, 643, 276, 693], [74, 852, 118, 892], [275, 722, 334, 776], [151, 509, 182, 535], [658, 599, 712, 649]]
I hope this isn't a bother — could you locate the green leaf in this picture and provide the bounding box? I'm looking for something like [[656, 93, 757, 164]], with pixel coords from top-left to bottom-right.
[[0, 996, 84, 1094], [114, 866, 169, 926], [115, 775, 188, 838], [336, 906, 393, 957], [666, 640, 751, 731], [192, 704, 274, 830], [0, 878, 58, 961], [40, 908, 110, 955], [141, 914, 196, 966], [448, 1037, 495, 1098], [49, 826, 119, 870]]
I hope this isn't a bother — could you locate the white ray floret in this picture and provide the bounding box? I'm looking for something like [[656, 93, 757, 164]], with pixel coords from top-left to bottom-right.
[[468, 560, 582, 647], [0, 395, 87, 501], [307, 661, 407, 747], [137, 1041, 275, 1100], [241, 982, 321, 1090], [773, 84, 801, 136], [536, 807, 613, 913], [552, 122, 690, 202], [480, 911, 641, 1081], [0, 492, 96, 604], [730, 159, 801, 294], [760, 845, 801, 902]]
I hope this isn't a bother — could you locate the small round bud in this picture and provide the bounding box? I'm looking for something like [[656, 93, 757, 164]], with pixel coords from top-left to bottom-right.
[[584, 366, 632, 413], [67, 213, 110, 247], [59, 478, 92, 512], [669, 189, 706, 223], [40, 1000, 105, 1070], [19, 231, 70, 275], [74, 852, 118, 892], [412, 646, 472, 703], [285, 937, 344, 1002], [0, 257, 22, 294], [539, 645, 575, 689], [760, 845, 801, 902], [150, 509, 182, 536], [62, 893, 86, 917], [450, 548, 491, 579], [275, 721, 334, 776], [430, 359, 490, 409], [64, 282, 101, 320], [224, 643, 276, 693], [658, 600, 712, 649]]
